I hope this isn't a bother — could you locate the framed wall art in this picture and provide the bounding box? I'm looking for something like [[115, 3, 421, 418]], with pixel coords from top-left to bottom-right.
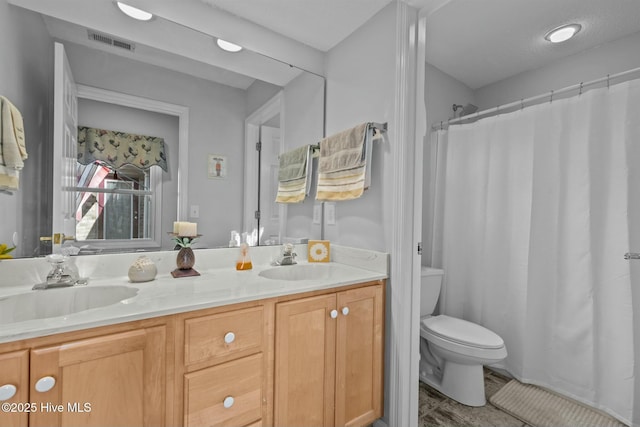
[[207, 154, 227, 179]]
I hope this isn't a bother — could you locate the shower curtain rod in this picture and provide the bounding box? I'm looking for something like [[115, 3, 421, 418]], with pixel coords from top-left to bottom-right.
[[432, 65, 640, 131]]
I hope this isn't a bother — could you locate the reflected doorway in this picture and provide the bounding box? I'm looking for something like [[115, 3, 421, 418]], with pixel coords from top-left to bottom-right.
[[243, 92, 284, 245]]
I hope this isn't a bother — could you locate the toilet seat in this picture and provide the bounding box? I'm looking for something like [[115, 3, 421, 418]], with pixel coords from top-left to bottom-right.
[[421, 315, 504, 349]]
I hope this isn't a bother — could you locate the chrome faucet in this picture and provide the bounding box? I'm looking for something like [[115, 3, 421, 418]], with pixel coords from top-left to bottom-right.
[[273, 243, 297, 266], [33, 254, 86, 290]]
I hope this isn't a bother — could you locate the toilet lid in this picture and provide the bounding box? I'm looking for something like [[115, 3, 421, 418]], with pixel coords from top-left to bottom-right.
[[422, 315, 504, 349]]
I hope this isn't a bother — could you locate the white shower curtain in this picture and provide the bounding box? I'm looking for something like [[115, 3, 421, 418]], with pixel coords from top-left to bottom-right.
[[430, 79, 639, 424]]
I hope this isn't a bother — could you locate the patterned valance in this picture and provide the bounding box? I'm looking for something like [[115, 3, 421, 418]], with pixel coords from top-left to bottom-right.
[[77, 126, 168, 171]]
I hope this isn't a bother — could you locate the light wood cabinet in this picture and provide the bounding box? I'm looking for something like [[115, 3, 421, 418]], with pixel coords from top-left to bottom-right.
[[179, 303, 270, 427], [0, 278, 385, 427], [335, 285, 384, 427], [274, 284, 384, 427], [274, 294, 337, 426], [184, 306, 264, 368], [0, 321, 169, 427], [0, 350, 29, 427], [29, 326, 167, 427], [184, 353, 263, 427]]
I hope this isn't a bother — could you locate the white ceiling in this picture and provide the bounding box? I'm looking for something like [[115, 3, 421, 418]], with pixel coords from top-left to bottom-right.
[[202, 0, 640, 89], [13, 0, 640, 91], [422, 0, 640, 89]]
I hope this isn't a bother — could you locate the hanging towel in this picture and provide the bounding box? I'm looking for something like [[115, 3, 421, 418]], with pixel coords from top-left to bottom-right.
[[0, 166, 19, 191], [316, 122, 371, 201], [0, 96, 27, 191], [275, 144, 312, 203]]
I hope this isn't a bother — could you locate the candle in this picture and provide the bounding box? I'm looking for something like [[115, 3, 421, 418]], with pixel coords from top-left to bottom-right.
[[181, 222, 197, 237], [173, 221, 198, 237]]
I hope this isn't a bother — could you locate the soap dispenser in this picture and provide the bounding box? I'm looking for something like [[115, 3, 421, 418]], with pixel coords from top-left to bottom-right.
[[236, 243, 253, 271]]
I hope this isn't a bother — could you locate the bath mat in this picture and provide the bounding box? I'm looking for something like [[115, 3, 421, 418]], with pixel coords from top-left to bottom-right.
[[489, 380, 627, 427]]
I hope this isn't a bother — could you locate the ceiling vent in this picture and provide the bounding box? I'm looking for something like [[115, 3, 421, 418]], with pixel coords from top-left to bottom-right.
[[87, 30, 135, 52]]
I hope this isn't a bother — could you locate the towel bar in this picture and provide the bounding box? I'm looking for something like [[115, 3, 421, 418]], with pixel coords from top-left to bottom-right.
[[312, 122, 387, 151]]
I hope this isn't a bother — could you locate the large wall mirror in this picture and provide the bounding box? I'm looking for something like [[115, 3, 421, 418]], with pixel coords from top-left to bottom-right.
[[1, 0, 325, 258]]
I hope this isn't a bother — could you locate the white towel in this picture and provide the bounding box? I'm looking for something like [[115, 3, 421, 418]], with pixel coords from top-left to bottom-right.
[[0, 96, 27, 191]]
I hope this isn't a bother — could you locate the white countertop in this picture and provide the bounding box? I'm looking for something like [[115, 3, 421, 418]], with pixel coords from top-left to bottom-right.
[[0, 245, 388, 344]]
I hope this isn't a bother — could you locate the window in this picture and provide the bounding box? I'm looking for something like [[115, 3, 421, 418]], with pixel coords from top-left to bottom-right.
[[74, 161, 162, 250]]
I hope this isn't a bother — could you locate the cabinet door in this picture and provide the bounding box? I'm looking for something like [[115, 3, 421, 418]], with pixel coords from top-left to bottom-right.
[[0, 350, 29, 427], [29, 326, 166, 427], [335, 285, 384, 427], [274, 294, 336, 427]]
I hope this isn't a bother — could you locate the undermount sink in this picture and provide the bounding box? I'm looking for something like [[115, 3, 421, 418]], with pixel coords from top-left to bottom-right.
[[259, 263, 343, 281], [0, 285, 138, 324]]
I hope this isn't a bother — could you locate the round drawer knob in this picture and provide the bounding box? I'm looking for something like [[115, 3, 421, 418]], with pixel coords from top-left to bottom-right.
[[35, 376, 56, 393], [342, 307, 350, 316], [330, 309, 338, 319], [224, 332, 236, 344], [0, 384, 17, 401], [223, 396, 234, 409]]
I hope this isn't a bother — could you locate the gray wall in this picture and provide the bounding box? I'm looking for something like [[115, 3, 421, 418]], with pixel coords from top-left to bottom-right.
[[325, 3, 399, 424], [246, 80, 281, 118], [421, 63, 474, 265], [324, 2, 397, 253], [425, 62, 475, 131], [0, 1, 53, 258], [284, 71, 325, 240]]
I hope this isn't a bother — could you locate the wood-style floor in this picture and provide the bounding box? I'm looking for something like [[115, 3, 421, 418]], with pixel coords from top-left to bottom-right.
[[418, 369, 532, 427]]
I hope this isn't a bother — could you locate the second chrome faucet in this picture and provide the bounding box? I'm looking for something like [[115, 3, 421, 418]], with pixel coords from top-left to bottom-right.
[[273, 243, 297, 266]]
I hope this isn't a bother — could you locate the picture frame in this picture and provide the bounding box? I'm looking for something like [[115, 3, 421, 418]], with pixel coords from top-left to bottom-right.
[[207, 154, 227, 179]]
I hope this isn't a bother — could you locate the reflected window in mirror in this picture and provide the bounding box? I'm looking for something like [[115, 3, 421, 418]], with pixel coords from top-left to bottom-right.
[[75, 162, 158, 242]]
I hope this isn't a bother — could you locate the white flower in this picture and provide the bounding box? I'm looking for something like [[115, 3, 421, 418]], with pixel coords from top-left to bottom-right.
[[309, 242, 328, 262]]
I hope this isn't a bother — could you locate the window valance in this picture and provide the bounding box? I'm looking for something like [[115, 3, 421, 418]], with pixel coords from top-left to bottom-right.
[[77, 126, 168, 172]]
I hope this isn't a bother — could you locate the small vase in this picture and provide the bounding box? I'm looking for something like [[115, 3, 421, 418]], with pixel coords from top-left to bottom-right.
[[176, 247, 195, 270]]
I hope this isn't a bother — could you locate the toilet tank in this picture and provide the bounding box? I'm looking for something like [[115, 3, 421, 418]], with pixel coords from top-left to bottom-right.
[[420, 267, 443, 317]]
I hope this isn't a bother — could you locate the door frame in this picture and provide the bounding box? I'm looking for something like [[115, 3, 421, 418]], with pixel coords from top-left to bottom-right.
[[243, 91, 284, 242]]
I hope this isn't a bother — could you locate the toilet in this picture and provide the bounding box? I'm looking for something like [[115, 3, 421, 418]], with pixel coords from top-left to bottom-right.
[[419, 267, 507, 407]]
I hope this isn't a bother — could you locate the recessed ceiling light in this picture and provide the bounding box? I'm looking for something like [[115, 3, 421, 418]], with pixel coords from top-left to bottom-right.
[[216, 39, 243, 53], [116, 2, 153, 21], [544, 24, 582, 43]]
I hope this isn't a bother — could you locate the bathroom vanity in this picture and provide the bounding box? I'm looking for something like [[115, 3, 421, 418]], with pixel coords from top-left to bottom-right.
[[0, 245, 387, 427]]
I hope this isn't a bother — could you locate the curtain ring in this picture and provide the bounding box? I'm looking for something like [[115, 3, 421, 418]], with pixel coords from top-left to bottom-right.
[[579, 82, 583, 95], [607, 74, 610, 89], [550, 90, 554, 103], [440, 121, 443, 131]]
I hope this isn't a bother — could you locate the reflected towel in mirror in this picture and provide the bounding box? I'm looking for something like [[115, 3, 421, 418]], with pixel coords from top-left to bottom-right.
[[0, 96, 27, 191], [275, 144, 312, 203]]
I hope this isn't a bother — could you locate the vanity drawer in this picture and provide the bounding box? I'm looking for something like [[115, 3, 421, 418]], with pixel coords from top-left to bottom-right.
[[184, 306, 264, 367], [184, 353, 263, 427]]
